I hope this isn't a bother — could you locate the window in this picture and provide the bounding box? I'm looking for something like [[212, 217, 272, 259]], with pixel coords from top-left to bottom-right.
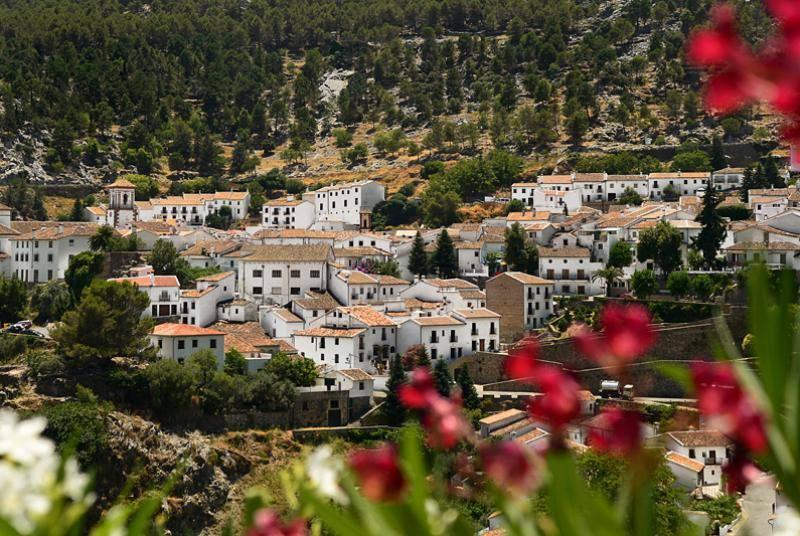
[[178, 340, 185, 350], [210, 339, 217, 349], [157, 339, 163, 349], [290, 287, 300, 295], [272, 270, 282, 277], [252, 286, 263, 295], [330, 400, 339, 409], [47, 254, 52, 262], [335, 354, 339, 363], [310, 270, 321, 278], [290, 270, 300, 278], [192, 339, 198, 348], [358, 381, 365, 390], [689, 449, 696, 459], [252, 269, 263, 277]]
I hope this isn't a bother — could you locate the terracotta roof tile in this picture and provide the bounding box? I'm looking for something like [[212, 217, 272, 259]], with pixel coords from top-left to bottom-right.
[[293, 327, 365, 338], [665, 451, 704, 473], [152, 323, 224, 337], [667, 430, 732, 447]]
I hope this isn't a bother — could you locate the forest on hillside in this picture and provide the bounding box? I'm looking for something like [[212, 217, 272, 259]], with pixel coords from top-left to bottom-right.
[[0, 0, 778, 187]]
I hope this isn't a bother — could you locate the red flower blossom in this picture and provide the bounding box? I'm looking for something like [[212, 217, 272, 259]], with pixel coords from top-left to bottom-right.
[[399, 367, 471, 449], [348, 444, 407, 502], [398, 367, 437, 409], [480, 441, 539, 493], [248, 510, 306, 536], [573, 304, 655, 372], [691, 362, 768, 453], [722, 454, 762, 494], [588, 407, 642, 456], [527, 365, 581, 431], [688, 1, 800, 142], [421, 395, 471, 449], [504, 340, 540, 381]]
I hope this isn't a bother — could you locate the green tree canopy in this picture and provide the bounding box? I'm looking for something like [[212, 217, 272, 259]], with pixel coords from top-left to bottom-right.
[[53, 280, 153, 363], [637, 221, 683, 275], [264, 353, 318, 387], [431, 229, 458, 278], [64, 251, 105, 302]]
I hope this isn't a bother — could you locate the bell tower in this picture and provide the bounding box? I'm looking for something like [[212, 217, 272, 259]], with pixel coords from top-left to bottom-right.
[[104, 177, 136, 227]]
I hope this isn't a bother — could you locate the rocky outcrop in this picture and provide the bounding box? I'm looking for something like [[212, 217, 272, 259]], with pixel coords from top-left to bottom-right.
[[101, 412, 251, 534]]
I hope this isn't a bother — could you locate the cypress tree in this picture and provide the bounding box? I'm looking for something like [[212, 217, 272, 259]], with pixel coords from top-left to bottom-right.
[[694, 178, 725, 268], [504, 222, 527, 271], [740, 166, 755, 203], [710, 135, 726, 170], [433, 360, 452, 397], [70, 198, 84, 222], [455, 367, 480, 410], [524, 243, 539, 275], [432, 229, 457, 278], [384, 355, 407, 426], [409, 231, 429, 278]]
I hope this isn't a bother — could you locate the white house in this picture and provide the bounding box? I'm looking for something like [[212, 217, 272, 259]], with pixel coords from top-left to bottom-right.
[[237, 244, 332, 305], [532, 189, 582, 213], [150, 323, 225, 368], [292, 327, 368, 371], [327, 269, 409, 306], [262, 197, 316, 229], [109, 269, 181, 321], [538, 246, 604, 296], [9, 222, 99, 283], [648, 172, 710, 199], [712, 167, 745, 191], [178, 271, 236, 327], [303, 179, 385, 228], [664, 430, 732, 488], [451, 308, 500, 353], [262, 306, 305, 339], [148, 191, 250, 225], [400, 278, 481, 311], [752, 195, 789, 221], [397, 315, 468, 362]]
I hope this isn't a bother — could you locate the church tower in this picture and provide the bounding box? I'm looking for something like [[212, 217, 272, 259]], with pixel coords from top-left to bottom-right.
[[104, 177, 136, 227]]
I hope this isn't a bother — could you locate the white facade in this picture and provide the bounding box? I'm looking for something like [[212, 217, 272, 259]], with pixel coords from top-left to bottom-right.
[[539, 247, 604, 296], [532, 189, 582, 212], [9, 222, 98, 283], [712, 168, 744, 191], [302, 180, 384, 227], [237, 244, 331, 305], [397, 316, 468, 362], [451, 309, 500, 353], [262, 198, 316, 229], [150, 323, 225, 368], [108, 270, 181, 321], [293, 327, 367, 371]]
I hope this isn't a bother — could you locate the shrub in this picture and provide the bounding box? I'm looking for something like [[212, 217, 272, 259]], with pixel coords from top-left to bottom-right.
[[691, 274, 714, 301], [42, 387, 109, 468], [631, 270, 657, 298], [285, 179, 305, 194], [666, 271, 690, 297], [717, 204, 750, 220], [146, 359, 194, 416], [26, 350, 64, 377]]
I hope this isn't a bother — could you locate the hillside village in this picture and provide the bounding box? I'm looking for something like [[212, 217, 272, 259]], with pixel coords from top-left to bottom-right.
[[0, 150, 798, 532]]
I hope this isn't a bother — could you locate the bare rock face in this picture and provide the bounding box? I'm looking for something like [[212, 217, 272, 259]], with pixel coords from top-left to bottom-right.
[[101, 412, 251, 534]]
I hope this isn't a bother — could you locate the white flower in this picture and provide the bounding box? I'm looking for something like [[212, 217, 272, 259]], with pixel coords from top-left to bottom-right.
[[305, 446, 348, 505], [0, 410, 92, 534]]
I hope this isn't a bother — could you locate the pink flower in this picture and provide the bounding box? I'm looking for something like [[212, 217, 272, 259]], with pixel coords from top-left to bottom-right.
[[573, 304, 655, 372], [527, 365, 581, 432], [504, 340, 540, 381], [421, 395, 471, 449], [399, 367, 471, 449], [688, 1, 800, 142], [691, 362, 768, 454], [480, 441, 539, 493], [348, 444, 407, 502], [722, 454, 762, 494], [248, 510, 306, 536], [588, 407, 642, 456], [398, 367, 437, 409]]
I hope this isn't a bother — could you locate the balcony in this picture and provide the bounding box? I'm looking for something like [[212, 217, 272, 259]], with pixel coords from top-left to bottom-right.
[[449, 335, 458, 343], [158, 291, 175, 302], [703, 456, 721, 465], [430, 336, 439, 344], [471, 329, 478, 336]]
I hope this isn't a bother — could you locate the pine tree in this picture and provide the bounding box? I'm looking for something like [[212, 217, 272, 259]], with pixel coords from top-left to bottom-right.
[[740, 166, 755, 202], [524, 243, 539, 275], [504, 222, 527, 271], [70, 198, 84, 222], [432, 229, 457, 278], [763, 157, 783, 187], [710, 135, 726, 170], [32, 188, 47, 220], [384, 355, 407, 426], [409, 231, 429, 278], [433, 360, 452, 397], [455, 367, 480, 410], [693, 178, 725, 268]]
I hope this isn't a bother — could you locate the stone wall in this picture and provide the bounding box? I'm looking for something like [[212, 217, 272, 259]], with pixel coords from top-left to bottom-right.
[[485, 275, 523, 342], [451, 310, 750, 398]]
